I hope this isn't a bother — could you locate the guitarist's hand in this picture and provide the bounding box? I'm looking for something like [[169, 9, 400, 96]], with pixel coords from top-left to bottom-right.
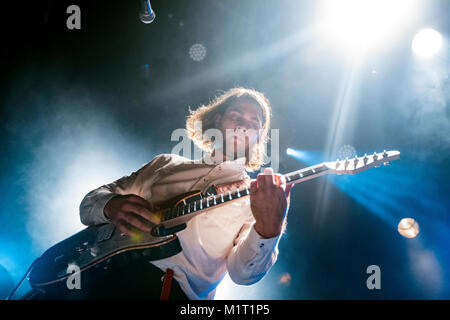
[[104, 194, 160, 235], [250, 168, 293, 239]]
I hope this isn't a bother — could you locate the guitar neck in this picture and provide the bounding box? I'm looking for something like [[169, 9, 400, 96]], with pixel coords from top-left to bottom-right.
[[160, 163, 331, 223], [159, 149, 400, 224], [284, 163, 330, 185]]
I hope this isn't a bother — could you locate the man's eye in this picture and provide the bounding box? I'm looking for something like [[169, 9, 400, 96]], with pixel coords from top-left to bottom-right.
[[231, 114, 241, 122]]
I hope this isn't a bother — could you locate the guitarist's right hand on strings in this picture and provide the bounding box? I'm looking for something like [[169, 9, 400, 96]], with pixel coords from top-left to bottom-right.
[[103, 194, 160, 235]]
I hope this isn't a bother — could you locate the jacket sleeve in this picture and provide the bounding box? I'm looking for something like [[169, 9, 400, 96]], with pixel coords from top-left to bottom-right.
[[226, 214, 283, 285], [79, 154, 170, 226]]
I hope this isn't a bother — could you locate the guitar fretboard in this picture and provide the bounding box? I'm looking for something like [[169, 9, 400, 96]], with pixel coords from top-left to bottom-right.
[[160, 163, 330, 222]]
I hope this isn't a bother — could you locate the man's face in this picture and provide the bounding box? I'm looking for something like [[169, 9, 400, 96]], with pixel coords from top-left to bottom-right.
[[214, 99, 263, 158]]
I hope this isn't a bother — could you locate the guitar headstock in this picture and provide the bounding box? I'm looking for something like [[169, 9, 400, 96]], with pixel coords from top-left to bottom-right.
[[324, 150, 400, 175]]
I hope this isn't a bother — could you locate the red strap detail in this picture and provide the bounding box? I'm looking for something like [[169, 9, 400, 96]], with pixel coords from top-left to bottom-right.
[[160, 268, 174, 300]]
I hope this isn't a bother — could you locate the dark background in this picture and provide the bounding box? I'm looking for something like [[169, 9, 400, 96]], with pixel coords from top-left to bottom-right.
[[1, 0, 449, 299]]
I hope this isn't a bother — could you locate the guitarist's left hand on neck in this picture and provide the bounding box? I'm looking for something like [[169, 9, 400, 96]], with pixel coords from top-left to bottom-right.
[[250, 167, 293, 239]]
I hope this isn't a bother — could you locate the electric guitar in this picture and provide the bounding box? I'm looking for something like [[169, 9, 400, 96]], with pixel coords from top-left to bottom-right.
[[28, 150, 400, 289]]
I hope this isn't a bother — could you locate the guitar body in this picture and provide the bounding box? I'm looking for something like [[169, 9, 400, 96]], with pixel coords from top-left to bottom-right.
[[28, 190, 204, 289]]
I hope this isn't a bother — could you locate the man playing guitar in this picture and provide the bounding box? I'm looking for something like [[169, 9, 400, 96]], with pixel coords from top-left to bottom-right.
[[18, 87, 397, 300], [75, 87, 292, 299]]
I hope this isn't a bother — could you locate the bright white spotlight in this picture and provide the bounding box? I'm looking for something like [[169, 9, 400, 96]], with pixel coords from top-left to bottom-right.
[[286, 148, 294, 155], [412, 29, 442, 57], [318, 0, 418, 55]]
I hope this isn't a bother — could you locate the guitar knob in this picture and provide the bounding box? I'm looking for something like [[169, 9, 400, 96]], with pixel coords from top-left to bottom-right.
[[75, 246, 87, 253], [90, 247, 99, 257]]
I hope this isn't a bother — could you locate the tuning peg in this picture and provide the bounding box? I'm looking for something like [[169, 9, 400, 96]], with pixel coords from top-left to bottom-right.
[[335, 159, 340, 169], [383, 150, 388, 158], [344, 157, 349, 169], [363, 153, 368, 165], [373, 152, 378, 161], [353, 156, 359, 167]]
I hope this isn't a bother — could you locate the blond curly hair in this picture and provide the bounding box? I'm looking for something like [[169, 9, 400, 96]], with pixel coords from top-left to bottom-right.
[[186, 87, 272, 172]]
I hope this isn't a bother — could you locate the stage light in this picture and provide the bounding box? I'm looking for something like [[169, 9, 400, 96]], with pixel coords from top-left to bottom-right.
[[398, 218, 420, 238], [337, 144, 357, 161], [286, 148, 324, 165], [286, 148, 307, 160], [279, 273, 291, 286], [189, 43, 207, 61], [412, 29, 442, 57], [317, 0, 418, 56]]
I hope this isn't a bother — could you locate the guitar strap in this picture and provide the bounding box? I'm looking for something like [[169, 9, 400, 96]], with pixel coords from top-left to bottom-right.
[[160, 268, 174, 300]]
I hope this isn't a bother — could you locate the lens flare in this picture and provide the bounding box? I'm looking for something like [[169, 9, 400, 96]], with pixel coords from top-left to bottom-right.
[[398, 218, 420, 239], [412, 29, 442, 57], [318, 0, 419, 56]]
